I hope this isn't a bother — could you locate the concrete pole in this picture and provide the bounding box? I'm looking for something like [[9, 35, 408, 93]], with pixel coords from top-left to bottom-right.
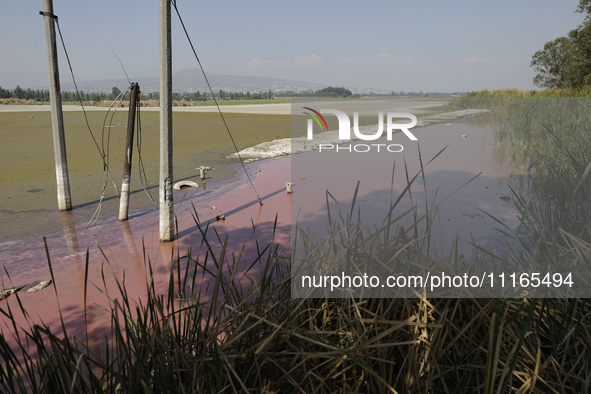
[[118, 83, 139, 221], [159, 0, 174, 242], [41, 0, 72, 211]]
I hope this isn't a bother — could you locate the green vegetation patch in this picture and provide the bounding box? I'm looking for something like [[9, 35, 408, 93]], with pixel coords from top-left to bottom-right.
[[0, 110, 290, 238]]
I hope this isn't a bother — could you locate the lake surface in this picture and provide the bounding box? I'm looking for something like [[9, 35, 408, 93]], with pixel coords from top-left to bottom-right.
[[0, 114, 526, 340], [290, 117, 528, 297], [292, 118, 525, 255]]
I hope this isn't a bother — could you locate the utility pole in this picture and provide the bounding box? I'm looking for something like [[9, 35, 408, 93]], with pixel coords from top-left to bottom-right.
[[118, 83, 139, 221], [160, 0, 174, 242], [41, 0, 72, 211]]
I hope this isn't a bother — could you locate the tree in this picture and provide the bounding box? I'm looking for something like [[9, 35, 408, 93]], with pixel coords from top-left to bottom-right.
[[13, 85, 24, 99], [111, 86, 121, 100], [531, 37, 572, 88], [576, 0, 591, 16], [90, 92, 102, 102], [0, 86, 11, 98], [315, 87, 352, 97], [567, 22, 591, 86], [531, 1, 591, 89]]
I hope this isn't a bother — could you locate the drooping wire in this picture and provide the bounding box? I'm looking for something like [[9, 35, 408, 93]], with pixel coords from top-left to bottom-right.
[[87, 86, 130, 228], [171, 0, 263, 206], [53, 16, 105, 168], [45, 12, 157, 227], [109, 46, 131, 86], [44, 11, 121, 227], [135, 92, 158, 207]]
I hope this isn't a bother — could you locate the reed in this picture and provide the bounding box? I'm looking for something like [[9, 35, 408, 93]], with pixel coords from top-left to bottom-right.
[[2, 229, 590, 392]]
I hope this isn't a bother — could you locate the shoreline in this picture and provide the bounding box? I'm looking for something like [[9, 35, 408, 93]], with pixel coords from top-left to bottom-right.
[[229, 107, 490, 161]]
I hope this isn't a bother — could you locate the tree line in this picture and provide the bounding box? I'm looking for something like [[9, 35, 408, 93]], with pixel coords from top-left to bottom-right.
[[0, 86, 278, 103], [531, 0, 591, 88], [282, 86, 353, 97], [0, 86, 130, 102], [0, 86, 51, 101]]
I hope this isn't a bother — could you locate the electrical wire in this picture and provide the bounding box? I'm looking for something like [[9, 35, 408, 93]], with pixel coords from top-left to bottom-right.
[[135, 92, 158, 207], [54, 17, 105, 166], [46, 11, 121, 228], [171, 0, 263, 206]]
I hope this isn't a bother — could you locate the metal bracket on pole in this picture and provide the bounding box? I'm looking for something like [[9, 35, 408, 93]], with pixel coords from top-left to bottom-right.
[[39, 11, 57, 20]]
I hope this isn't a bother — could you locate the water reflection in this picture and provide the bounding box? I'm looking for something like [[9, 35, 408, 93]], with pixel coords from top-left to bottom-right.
[[291, 120, 526, 261], [119, 221, 148, 297]]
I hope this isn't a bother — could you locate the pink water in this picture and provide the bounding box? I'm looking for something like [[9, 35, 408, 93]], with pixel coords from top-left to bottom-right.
[[0, 118, 524, 349], [0, 156, 291, 350], [291, 120, 526, 259]]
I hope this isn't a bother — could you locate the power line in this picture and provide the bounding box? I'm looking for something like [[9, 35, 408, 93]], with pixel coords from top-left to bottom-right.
[[171, 0, 263, 206], [53, 16, 104, 165], [50, 12, 124, 227], [135, 93, 158, 207]]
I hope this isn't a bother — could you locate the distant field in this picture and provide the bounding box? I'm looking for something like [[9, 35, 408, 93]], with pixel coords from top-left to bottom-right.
[[0, 110, 290, 238]]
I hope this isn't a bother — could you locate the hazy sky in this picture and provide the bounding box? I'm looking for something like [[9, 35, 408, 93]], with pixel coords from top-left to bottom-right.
[[0, 1, 586, 92]]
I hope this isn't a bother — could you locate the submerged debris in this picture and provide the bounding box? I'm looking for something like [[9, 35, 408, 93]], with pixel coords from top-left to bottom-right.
[[24, 280, 52, 293], [0, 279, 52, 301], [173, 181, 199, 190]]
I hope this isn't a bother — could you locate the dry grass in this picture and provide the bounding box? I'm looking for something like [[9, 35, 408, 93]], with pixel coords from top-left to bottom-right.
[[1, 174, 590, 392], [0, 98, 44, 105], [463, 87, 591, 97]]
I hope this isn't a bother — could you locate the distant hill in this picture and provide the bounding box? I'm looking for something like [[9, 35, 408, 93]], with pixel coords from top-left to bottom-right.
[[58, 70, 331, 94], [57, 70, 393, 95]]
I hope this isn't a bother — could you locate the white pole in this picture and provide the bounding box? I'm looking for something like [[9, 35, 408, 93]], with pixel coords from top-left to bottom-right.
[[41, 0, 72, 211], [159, 0, 174, 242]]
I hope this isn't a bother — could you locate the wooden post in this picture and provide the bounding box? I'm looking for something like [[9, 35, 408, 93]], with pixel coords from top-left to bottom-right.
[[159, 0, 174, 242], [41, 0, 72, 211], [118, 83, 139, 221]]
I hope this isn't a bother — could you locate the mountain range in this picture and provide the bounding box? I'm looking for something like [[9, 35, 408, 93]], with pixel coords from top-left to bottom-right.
[[58, 69, 390, 95]]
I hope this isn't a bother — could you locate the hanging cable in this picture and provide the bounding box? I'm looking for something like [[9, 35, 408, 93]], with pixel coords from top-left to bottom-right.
[[109, 46, 131, 86], [43, 11, 122, 227], [135, 92, 159, 207], [171, 0, 263, 206], [45, 12, 158, 227], [53, 17, 105, 166], [87, 86, 130, 228]]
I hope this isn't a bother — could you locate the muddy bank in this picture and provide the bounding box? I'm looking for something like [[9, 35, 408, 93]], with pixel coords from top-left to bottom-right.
[[0, 110, 290, 240]]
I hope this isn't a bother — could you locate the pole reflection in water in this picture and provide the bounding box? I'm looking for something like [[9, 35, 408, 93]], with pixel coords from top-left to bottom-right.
[[119, 221, 148, 297], [59, 211, 100, 357]]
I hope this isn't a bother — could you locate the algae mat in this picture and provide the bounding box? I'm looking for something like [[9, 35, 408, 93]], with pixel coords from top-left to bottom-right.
[[0, 110, 290, 240]]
